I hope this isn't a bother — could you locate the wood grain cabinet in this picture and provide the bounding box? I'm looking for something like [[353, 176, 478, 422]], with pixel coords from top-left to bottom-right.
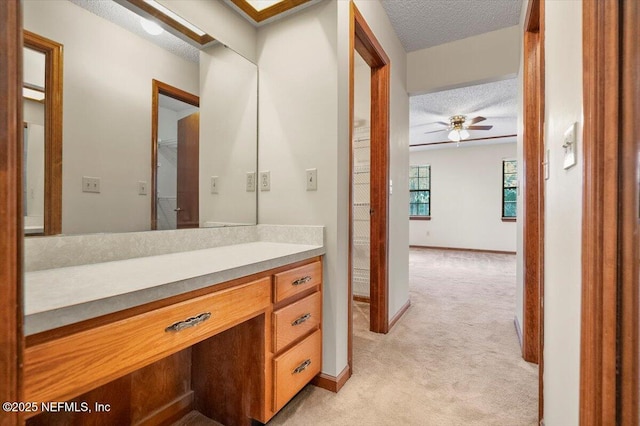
[[271, 261, 323, 413], [23, 257, 323, 426]]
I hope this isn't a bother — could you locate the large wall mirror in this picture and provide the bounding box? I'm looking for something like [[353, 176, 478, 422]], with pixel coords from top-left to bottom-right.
[[22, 0, 258, 236]]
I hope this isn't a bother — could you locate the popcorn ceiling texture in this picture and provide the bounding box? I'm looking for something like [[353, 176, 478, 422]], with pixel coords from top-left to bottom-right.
[[381, 0, 522, 52], [410, 78, 518, 146]]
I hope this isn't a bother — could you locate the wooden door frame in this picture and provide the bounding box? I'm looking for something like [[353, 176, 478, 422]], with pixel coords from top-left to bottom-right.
[[150, 80, 199, 230], [348, 1, 391, 371], [0, 1, 24, 424], [522, 0, 544, 371], [23, 30, 63, 236], [579, 0, 639, 423]]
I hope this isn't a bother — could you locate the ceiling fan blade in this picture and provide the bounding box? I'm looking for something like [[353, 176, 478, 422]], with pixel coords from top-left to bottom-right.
[[467, 116, 487, 125], [466, 125, 493, 130], [435, 121, 449, 126], [424, 128, 448, 134]]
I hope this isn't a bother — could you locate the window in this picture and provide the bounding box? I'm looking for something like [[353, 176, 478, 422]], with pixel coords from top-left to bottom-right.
[[410, 165, 430, 219], [502, 160, 517, 220]]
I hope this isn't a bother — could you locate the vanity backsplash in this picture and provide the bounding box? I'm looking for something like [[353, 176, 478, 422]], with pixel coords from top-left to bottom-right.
[[24, 225, 324, 272]]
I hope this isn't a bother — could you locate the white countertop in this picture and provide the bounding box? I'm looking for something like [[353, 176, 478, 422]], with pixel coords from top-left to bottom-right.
[[25, 241, 324, 335]]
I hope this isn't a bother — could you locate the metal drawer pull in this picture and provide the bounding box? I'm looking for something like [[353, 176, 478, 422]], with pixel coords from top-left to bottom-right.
[[165, 312, 211, 332], [292, 276, 312, 286], [293, 359, 312, 374], [291, 313, 312, 326]]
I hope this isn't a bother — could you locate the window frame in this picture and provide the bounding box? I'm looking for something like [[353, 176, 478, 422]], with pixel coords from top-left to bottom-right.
[[409, 164, 431, 220], [502, 159, 517, 222]]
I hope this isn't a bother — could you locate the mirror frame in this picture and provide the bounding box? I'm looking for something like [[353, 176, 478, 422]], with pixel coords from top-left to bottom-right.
[[151, 79, 200, 230], [23, 30, 62, 236]]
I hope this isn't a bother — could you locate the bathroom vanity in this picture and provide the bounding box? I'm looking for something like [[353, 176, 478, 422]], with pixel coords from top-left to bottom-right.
[[22, 228, 325, 426]]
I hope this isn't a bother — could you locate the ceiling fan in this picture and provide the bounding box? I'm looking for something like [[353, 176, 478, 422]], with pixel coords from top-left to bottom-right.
[[424, 115, 493, 142]]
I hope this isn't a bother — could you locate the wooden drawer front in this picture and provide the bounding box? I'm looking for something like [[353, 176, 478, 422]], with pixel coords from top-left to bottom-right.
[[274, 261, 322, 303], [273, 291, 321, 353], [273, 329, 322, 412], [24, 278, 271, 404]]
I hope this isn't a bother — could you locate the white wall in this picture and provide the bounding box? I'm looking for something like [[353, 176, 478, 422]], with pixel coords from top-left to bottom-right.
[[410, 143, 517, 252], [515, 2, 584, 423], [158, 0, 257, 63], [24, 0, 199, 234], [257, 0, 409, 377], [257, 0, 342, 376], [542, 1, 584, 424], [407, 26, 520, 95], [199, 45, 258, 227]]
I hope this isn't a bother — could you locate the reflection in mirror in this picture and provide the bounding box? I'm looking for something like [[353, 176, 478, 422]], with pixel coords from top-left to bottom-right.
[[23, 31, 63, 236], [153, 86, 200, 230], [23, 48, 45, 235], [23, 0, 258, 235]]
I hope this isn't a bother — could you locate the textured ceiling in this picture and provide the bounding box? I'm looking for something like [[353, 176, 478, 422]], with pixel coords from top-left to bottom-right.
[[410, 78, 518, 148], [381, 0, 522, 52], [68, 0, 200, 63]]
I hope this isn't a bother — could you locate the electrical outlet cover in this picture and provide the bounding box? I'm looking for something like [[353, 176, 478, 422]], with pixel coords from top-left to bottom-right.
[[246, 172, 256, 192], [259, 171, 270, 191]]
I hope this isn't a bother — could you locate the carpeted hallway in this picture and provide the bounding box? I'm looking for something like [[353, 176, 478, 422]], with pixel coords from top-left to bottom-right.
[[268, 248, 538, 425]]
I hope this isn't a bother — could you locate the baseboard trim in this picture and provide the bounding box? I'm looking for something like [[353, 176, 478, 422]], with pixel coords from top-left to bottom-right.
[[388, 299, 411, 331], [409, 245, 516, 255], [135, 390, 194, 426], [312, 364, 351, 393], [514, 316, 523, 349], [353, 295, 370, 303]]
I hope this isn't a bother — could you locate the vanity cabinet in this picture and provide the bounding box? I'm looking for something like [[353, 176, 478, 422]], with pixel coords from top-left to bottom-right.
[[24, 256, 323, 426], [271, 261, 323, 412]]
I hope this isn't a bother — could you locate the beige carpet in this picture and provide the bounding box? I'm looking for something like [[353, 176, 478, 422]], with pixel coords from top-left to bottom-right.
[[268, 248, 538, 425]]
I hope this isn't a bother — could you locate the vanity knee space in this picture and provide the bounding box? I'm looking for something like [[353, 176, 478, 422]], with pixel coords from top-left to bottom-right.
[[23, 256, 323, 426]]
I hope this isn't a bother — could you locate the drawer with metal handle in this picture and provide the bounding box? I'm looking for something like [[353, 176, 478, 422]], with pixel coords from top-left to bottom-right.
[[273, 291, 322, 352], [273, 261, 322, 303], [273, 329, 322, 412], [23, 277, 271, 404]]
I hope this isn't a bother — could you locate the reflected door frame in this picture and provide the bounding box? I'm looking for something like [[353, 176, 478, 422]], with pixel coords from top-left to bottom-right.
[[150, 80, 199, 230], [23, 30, 63, 236]]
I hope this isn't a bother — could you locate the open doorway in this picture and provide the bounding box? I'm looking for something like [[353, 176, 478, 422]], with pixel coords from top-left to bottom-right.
[[348, 3, 391, 373], [151, 80, 199, 230], [351, 52, 371, 304]]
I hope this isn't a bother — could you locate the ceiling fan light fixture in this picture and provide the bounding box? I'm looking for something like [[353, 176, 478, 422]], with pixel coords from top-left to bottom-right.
[[448, 130, 461, 142], [459, 129, 470, 140]]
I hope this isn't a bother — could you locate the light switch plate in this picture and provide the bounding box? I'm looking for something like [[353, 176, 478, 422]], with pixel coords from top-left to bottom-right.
[[211, 176, 219, 194], [138, 181, 147, 195], [563, 122, 578, 170], [259, 171, 270, 191], [306, 168, 317, 191], [82, 176, 100, 193], [246, 172, 256, 192]]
